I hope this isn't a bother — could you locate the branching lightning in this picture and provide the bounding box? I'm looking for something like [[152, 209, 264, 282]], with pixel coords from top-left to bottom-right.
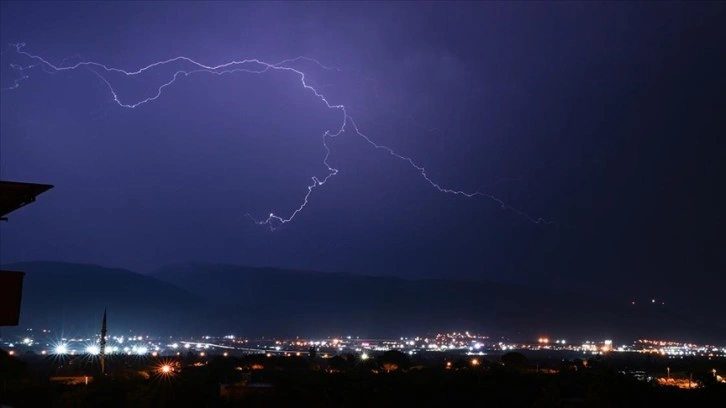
[[3, 43, 551, 229]]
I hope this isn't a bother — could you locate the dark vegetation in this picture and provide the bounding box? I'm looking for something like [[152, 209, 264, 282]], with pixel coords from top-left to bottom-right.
[[2, 349, 725, 407]]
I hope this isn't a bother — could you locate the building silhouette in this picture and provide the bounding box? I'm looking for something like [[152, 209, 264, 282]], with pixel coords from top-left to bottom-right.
[[0, 180, 53, 327]]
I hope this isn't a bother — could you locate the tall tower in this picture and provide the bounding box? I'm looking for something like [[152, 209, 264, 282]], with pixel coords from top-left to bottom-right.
[[100, 308, 107, 375]]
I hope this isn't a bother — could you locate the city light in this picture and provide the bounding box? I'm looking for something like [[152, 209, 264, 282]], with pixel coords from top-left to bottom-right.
[[0, 329, 721, 403], [155, 360, 178, 377], [5, 330, 722, 374]]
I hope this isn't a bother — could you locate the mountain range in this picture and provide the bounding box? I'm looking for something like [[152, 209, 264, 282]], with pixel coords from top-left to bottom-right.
[[2, 261, 721, 343]]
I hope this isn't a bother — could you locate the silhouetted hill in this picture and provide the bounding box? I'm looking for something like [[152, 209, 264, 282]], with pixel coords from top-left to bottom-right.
[[152, 262, 719, 342], [4, 261, 718, 342], [3, 262, 212, 335]]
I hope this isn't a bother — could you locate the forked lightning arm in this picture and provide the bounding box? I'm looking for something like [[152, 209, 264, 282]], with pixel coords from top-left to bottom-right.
[[4, 43, 550, 229]]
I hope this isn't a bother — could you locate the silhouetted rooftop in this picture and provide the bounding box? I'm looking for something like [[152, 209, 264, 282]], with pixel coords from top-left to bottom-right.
[[0, 180, 53, 219]]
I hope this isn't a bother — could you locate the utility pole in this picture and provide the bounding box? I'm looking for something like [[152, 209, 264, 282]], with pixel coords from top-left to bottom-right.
[[100, 308, 107, 375]]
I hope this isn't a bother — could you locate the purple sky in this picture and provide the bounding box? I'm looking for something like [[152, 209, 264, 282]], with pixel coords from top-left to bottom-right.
[[1, 2, 724, 310]]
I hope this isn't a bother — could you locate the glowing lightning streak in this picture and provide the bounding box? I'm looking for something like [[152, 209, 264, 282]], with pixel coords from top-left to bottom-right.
[[4, 43, 551, 229]]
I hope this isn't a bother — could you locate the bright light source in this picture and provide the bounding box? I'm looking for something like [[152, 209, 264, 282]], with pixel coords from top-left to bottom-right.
[[361, 352, 369, 360], [86, 345, 100, 355], [471, 358, 479, 366], [136, 346, 148, 355], [156, 362, 176, 376], [55, 344, 68, 354]]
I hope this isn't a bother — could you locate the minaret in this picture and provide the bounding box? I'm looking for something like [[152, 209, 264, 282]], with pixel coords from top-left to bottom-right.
[[100, 308, 107, 375]]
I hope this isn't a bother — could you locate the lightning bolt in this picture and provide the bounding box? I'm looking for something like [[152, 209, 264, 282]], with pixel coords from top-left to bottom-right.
[[3, 43, 551, 229]]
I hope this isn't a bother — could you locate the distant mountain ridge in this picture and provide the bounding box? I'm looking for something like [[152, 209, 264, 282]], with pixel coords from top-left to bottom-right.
[[2, 261, 719, 343], [3, 261, 211, 335], [151, 262, 720, 343]]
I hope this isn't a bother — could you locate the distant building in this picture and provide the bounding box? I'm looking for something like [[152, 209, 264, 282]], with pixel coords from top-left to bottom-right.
[[0, 180, 53, 327], [50, 376, 93, 385], [219, 373, 273, 401]]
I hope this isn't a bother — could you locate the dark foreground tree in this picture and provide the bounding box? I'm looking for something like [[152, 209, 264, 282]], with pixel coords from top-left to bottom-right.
[[501, 352, 528, 369]]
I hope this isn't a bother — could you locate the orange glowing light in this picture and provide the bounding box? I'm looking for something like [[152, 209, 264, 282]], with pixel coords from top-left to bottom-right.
[[156, 361, 178, 377]]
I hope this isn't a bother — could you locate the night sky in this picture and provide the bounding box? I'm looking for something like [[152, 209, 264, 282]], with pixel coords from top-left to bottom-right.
[[1, 2, 724, 308]]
